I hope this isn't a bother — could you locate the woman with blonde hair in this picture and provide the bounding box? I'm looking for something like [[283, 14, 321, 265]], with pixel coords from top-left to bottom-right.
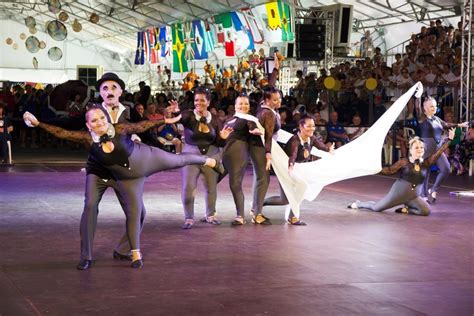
[[348, 128, 455, 215]]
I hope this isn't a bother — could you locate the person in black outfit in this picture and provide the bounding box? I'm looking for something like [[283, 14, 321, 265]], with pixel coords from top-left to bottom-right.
[[263, 115, 334, 225], [24, 107, 222, 269], [0, 103, 13, 165], [248, 87, 282, 225], [348, 129, 455, 215], [221, 95, 262, 225], [170, 86, 232, 229]]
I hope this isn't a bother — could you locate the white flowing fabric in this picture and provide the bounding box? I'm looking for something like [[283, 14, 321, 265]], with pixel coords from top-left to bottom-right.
[[236, 82, 423, 219]]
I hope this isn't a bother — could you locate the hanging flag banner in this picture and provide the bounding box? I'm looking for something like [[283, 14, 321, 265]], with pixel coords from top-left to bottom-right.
[[157, 26, 167, 57], [214, 12, 235, 56], [203, 19, 216, 53], [265, 1, 281, 30], [171, 23, 188, 73], [147, 28, 158, 63], [183, 21, 195, 61], [252, 2, 293, 43], [278, 0, 294, 41], [231, 11, 252, 56], [240, 8, 264, 44], [134, 31, 144, 65], [192, 20, 208, 60]]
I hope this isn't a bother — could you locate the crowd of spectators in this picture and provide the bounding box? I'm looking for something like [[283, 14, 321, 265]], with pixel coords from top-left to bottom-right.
[[0, 18, 472, 173]]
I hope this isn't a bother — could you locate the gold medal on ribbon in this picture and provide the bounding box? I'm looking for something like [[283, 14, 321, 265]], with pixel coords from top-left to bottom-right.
[[414, 163, 420, 172], [198, 123, 210, 133], [303, 149, 309, 159]]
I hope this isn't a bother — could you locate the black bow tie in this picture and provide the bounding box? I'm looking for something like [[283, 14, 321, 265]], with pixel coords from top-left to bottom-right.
[[99, 134, 112, 144], [112, 106, 119, 111], [199, 117, 207, 124], [414, 159, 420, 164], [303, 143, 310, 150]]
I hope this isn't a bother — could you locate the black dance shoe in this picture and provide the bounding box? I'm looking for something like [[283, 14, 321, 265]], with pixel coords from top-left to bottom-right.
[[113, 250, 132, 261], [76, 259, 92, 270], [131, 259, 144, 269]]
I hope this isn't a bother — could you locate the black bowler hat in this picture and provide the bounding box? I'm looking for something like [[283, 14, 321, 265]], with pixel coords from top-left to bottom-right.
[[95, 72, 125, 90]]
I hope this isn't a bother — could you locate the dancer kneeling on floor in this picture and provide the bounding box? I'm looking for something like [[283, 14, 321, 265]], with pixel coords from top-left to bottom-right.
[[24, 107, 223, 269], [348, 128, 455, 216]]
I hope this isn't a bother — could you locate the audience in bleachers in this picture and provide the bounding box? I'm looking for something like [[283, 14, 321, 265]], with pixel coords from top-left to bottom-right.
[[1, 18, 470, 174]]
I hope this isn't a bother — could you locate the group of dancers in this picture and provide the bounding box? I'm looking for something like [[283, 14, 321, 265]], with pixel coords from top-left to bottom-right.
[[23, 73, 467, 270]]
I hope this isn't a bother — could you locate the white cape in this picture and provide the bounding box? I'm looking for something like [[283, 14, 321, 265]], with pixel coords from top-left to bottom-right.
[[238, 82, 423, 219]]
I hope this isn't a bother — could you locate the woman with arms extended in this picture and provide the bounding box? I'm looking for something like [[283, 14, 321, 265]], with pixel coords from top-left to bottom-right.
[[248, 86, 282, 225], [416, 96, 468, 203], [348, 128, 456, 215], [263, 115, 334, 225], [221, 94, 262, 225], [23, 107, 222, 269], [170, 87, 231, 229]]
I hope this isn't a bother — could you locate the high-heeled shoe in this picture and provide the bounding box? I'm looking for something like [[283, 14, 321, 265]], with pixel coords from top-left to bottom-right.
[[131, 259, 144, 268], [76, 259, 92, 270], [131, 250, 144, 269], [113, 250, 132, 261], [181, 219, 194, 229], [200, 215, 221, 225], [251, 213, 272, 225]]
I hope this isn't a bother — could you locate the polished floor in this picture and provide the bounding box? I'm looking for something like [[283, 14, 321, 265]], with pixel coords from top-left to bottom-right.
[[1, 147, 473, 315]]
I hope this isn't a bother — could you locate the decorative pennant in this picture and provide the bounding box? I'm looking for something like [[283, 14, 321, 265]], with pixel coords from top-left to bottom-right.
[[214, 13, 232, 45], [158, 26, 167, 57], [134, 31, 144, 65], [192, 20, 208, 60], [148, 28, 158, 63], [183, 21, 195, 61], [279, 0, 294, 41], [241, 8, 264, 44], [265, 2, 281, 30], [171, 23, 188, 73], [203, 20, 216, 52]]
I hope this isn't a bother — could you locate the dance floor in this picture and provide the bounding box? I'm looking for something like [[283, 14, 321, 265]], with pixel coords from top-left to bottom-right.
[[1, 148, 473, 315]]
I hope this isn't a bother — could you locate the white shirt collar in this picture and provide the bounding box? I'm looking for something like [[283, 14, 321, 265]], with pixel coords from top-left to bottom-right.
[[101, 102, 126, 124], [409, 156, 424, 164], [193, 109, 212, 124], [90, 123, 115, 143], [297, 132, 310, 146]]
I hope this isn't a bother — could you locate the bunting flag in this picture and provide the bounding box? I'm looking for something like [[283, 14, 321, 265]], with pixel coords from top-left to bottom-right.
[[233, 11, 255, 51], [171, 23, 188, 73], [183, 22, 195, 61], [241, 8, 264, 44], [203, 20, 216, 52], [278, 0, 294, 41], [214, 12, 235, 56], [265, 1, 281, 30], [134, 31, 144, 65], [157, 26, 168, 57], [214, 13, 232, 45], [147, 28, 158, 63], [192, 20, 208, 60]]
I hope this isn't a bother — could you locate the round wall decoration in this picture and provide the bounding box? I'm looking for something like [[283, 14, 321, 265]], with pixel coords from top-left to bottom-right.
[[48, 46, 63, 61], [47, 20, 67, 41], [25, 36, 40, 53]]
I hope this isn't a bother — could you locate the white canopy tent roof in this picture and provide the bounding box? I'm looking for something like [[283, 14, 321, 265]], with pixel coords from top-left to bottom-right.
[[0, 0, 463, 63]]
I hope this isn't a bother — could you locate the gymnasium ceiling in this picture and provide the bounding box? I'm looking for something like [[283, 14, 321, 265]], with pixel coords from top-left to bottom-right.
[[0, 0, 463, 60]]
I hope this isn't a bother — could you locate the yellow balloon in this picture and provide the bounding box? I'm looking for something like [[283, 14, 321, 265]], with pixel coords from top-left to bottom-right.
[[324, 76, 336, 89], [334, 80, 342, 91], [365, 78, 378, 91]]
